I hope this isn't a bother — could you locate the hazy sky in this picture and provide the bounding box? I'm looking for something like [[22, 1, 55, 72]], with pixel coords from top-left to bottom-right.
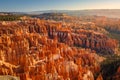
[[0, 0, 120, 12]]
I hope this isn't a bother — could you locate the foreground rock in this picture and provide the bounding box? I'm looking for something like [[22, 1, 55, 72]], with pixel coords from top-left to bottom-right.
[[0, 18, 118, 80], [0, 75, 20, 80]]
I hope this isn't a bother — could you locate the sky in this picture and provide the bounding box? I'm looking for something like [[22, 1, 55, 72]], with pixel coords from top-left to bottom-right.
[[0, 0, 120, 12]]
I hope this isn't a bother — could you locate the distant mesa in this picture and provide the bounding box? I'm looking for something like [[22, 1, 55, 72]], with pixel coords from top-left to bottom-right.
[[29, 9, 120, 18], [40, 13, 67, 16], [33, 13, 70, 20]]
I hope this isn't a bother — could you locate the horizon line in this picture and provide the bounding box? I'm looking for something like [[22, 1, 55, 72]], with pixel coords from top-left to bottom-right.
[[1, 9, 120, 13]]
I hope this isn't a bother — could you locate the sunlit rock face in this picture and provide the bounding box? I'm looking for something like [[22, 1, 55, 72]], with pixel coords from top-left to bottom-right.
[[0, 19, 118, 54], [0, 75, 20, 80], [56, 29, 118, 54], [0, 18, 118, 80]]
